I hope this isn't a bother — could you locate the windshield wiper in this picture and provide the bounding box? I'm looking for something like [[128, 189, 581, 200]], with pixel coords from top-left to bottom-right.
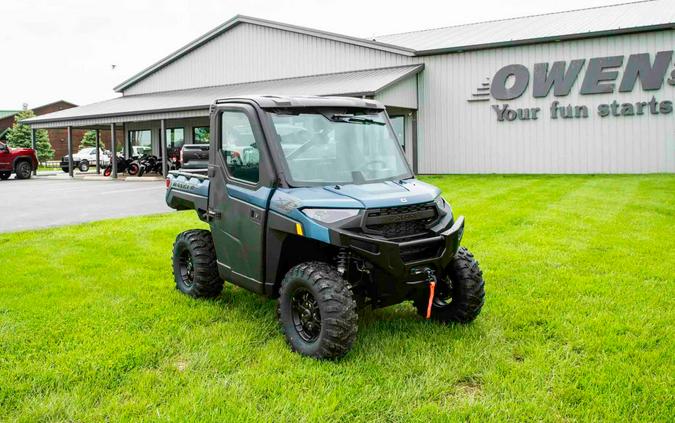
[[330, 114, 385, 125]]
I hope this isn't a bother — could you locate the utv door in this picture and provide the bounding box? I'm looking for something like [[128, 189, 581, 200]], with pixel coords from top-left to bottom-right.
[[207, 104, 274, 294]]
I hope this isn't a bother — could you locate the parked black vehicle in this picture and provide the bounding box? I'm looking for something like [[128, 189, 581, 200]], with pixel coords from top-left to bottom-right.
[[180, 144, 209, 170], [103, 156, 133, 177], [138, 155, 164, 176]]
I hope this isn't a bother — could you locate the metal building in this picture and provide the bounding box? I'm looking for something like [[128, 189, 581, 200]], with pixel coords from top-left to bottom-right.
[[25, 0, 675, 175]]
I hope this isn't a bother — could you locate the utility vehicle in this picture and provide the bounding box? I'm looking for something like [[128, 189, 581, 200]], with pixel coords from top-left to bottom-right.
[[166, 95, 485, 359]]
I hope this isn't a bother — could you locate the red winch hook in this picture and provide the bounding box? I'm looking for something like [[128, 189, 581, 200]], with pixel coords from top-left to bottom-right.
[[426, 271, 436, 319]]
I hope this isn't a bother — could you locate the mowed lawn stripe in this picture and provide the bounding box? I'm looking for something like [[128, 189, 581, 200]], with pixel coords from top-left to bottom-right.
[[0, 175, 673, 422]]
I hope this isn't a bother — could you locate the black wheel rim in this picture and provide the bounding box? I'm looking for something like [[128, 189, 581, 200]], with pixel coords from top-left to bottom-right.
[[19, 164, 30, 178], [178, 249, 195, 287], [291, 288, 321, 342]]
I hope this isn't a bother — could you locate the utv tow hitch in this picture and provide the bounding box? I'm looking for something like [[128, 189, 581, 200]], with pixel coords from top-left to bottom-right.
[[411, 267, 437, 319], [425, 270, 436, 319]]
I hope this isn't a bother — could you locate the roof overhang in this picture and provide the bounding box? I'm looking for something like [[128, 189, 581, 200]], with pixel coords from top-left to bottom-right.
[[24, 64, 424, 129], [412, 23, 675, 56], [113, 15, 416, 93]]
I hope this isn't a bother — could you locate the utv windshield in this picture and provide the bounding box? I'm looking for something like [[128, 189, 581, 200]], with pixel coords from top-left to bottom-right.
[[268, 109, 412, 186]]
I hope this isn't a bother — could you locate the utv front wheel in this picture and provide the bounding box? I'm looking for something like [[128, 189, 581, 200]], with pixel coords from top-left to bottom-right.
[[278, 262, 358, 359], [172, 229, 222, 298], [415, 247, 485, 323]]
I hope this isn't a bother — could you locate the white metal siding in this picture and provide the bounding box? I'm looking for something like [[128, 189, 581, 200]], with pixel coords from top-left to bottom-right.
[[375, 0, 674, 52], [124, 23, 415, 95], [376, 75, 418, 109], [416, 30, 675, 173]]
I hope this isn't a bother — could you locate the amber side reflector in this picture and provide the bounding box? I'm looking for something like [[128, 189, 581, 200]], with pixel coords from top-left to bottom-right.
[[295, 223, 304, 236]]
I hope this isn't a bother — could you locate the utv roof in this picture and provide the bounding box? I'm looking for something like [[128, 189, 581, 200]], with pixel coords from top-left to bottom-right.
[[216, 95, 386, 110]]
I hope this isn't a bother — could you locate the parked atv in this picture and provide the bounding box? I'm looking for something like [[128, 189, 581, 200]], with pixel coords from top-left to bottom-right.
[[165, 96, 485, 359]]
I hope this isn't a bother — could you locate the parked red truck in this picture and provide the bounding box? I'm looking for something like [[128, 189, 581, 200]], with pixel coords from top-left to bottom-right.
[[0, 142, 38, 180]]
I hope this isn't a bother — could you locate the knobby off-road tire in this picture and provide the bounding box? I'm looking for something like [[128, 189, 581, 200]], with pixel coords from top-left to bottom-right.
[[14, 161, 32, 179], [172, 229, 223, 298], [414, 247, 485, 323], [278, 262, 358, 359], [0, 171, 10, 180]]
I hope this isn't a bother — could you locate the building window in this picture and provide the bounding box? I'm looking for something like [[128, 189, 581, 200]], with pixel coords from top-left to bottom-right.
[[166, 128, 185, 157], [221, 111, 259, 184], [390, 116, 405, 150], [193, 126, 210, 144], [128, 130, 152, 157]]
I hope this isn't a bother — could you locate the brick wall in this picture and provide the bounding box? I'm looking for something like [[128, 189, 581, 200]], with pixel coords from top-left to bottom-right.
[[49, 128, 125, 159], [0, 101, 126, 159]]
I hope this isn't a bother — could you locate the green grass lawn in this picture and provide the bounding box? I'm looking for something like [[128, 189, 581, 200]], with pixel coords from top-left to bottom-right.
[[1, 175, 673, 421]]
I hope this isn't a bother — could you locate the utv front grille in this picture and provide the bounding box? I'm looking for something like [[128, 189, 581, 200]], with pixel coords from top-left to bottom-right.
[[364, 202, 438, 239], [400, 239, 444, 263]]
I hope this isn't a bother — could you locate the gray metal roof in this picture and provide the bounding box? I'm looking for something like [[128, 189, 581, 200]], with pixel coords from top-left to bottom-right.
[[113, 15, 416, 92], [24, 65, 423, 126], [374, 0, 675, 54], [219, 95, 385, 109]]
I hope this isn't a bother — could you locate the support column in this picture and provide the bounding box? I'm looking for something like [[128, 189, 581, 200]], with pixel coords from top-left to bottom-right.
[[95, 129, 101, 174], [67, 126, 74, 177], [110, 124, 117, 179], [160, 119, 167, 177], [123, 123, 128, 158], [31, 129, 37, 175]]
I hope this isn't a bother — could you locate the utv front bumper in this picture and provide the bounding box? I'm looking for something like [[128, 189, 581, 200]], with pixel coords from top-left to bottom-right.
[[329, 215, 464, 281]]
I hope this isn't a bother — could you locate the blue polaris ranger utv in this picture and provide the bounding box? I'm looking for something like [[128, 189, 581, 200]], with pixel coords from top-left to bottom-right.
[[166, 95, 485, 359]]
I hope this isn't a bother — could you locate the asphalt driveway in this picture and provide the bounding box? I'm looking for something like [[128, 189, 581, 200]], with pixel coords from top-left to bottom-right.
[[0, 176, 173, 233]]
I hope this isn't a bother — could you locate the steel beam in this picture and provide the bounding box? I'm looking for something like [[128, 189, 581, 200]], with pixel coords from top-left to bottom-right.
[[110, 124, 117, 179], [67, 126, 73, 177], [95, 129, 101, 174], [123, 123, 128, 158], [160, 119, 168, 177]]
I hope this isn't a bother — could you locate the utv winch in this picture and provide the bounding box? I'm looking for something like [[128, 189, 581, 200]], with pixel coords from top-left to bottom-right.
[[166, 95, 485, 359]]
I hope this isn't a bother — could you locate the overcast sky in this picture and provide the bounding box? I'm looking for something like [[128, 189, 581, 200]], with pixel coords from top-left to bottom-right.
[[0, 0, 628, 109]]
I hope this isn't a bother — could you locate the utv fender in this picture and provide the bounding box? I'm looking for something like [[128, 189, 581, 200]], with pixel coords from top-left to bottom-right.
[[264, 211, 337, 298]]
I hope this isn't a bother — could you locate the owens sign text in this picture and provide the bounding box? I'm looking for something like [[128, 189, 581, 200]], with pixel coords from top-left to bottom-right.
[[468, 50, 675, 122]]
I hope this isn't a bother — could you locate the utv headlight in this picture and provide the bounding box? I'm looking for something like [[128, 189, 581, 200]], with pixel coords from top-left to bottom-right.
[[302, 208, 360, 224]]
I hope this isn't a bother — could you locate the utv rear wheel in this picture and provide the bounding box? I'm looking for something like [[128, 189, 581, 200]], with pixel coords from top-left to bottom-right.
[[278, 262, 358, 359], [172, 229, 222, 298], [14, 161, 32, 179], [414, 247, 485, 323], [0, 171, 10, 180]]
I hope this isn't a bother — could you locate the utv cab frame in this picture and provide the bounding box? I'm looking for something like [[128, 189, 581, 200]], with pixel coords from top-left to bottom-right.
[[166, 95, 485, 359]]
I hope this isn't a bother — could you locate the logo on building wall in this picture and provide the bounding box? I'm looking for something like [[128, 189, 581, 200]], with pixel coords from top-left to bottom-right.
[[468, 50, 675, 122]]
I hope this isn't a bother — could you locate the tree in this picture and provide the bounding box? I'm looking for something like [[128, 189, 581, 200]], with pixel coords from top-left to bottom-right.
[[79, 130, 104, 150], [6, 110, 54, 162]]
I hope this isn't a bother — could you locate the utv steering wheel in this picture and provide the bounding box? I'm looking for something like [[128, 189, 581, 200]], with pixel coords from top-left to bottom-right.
[[358, 160, 387, 171]]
